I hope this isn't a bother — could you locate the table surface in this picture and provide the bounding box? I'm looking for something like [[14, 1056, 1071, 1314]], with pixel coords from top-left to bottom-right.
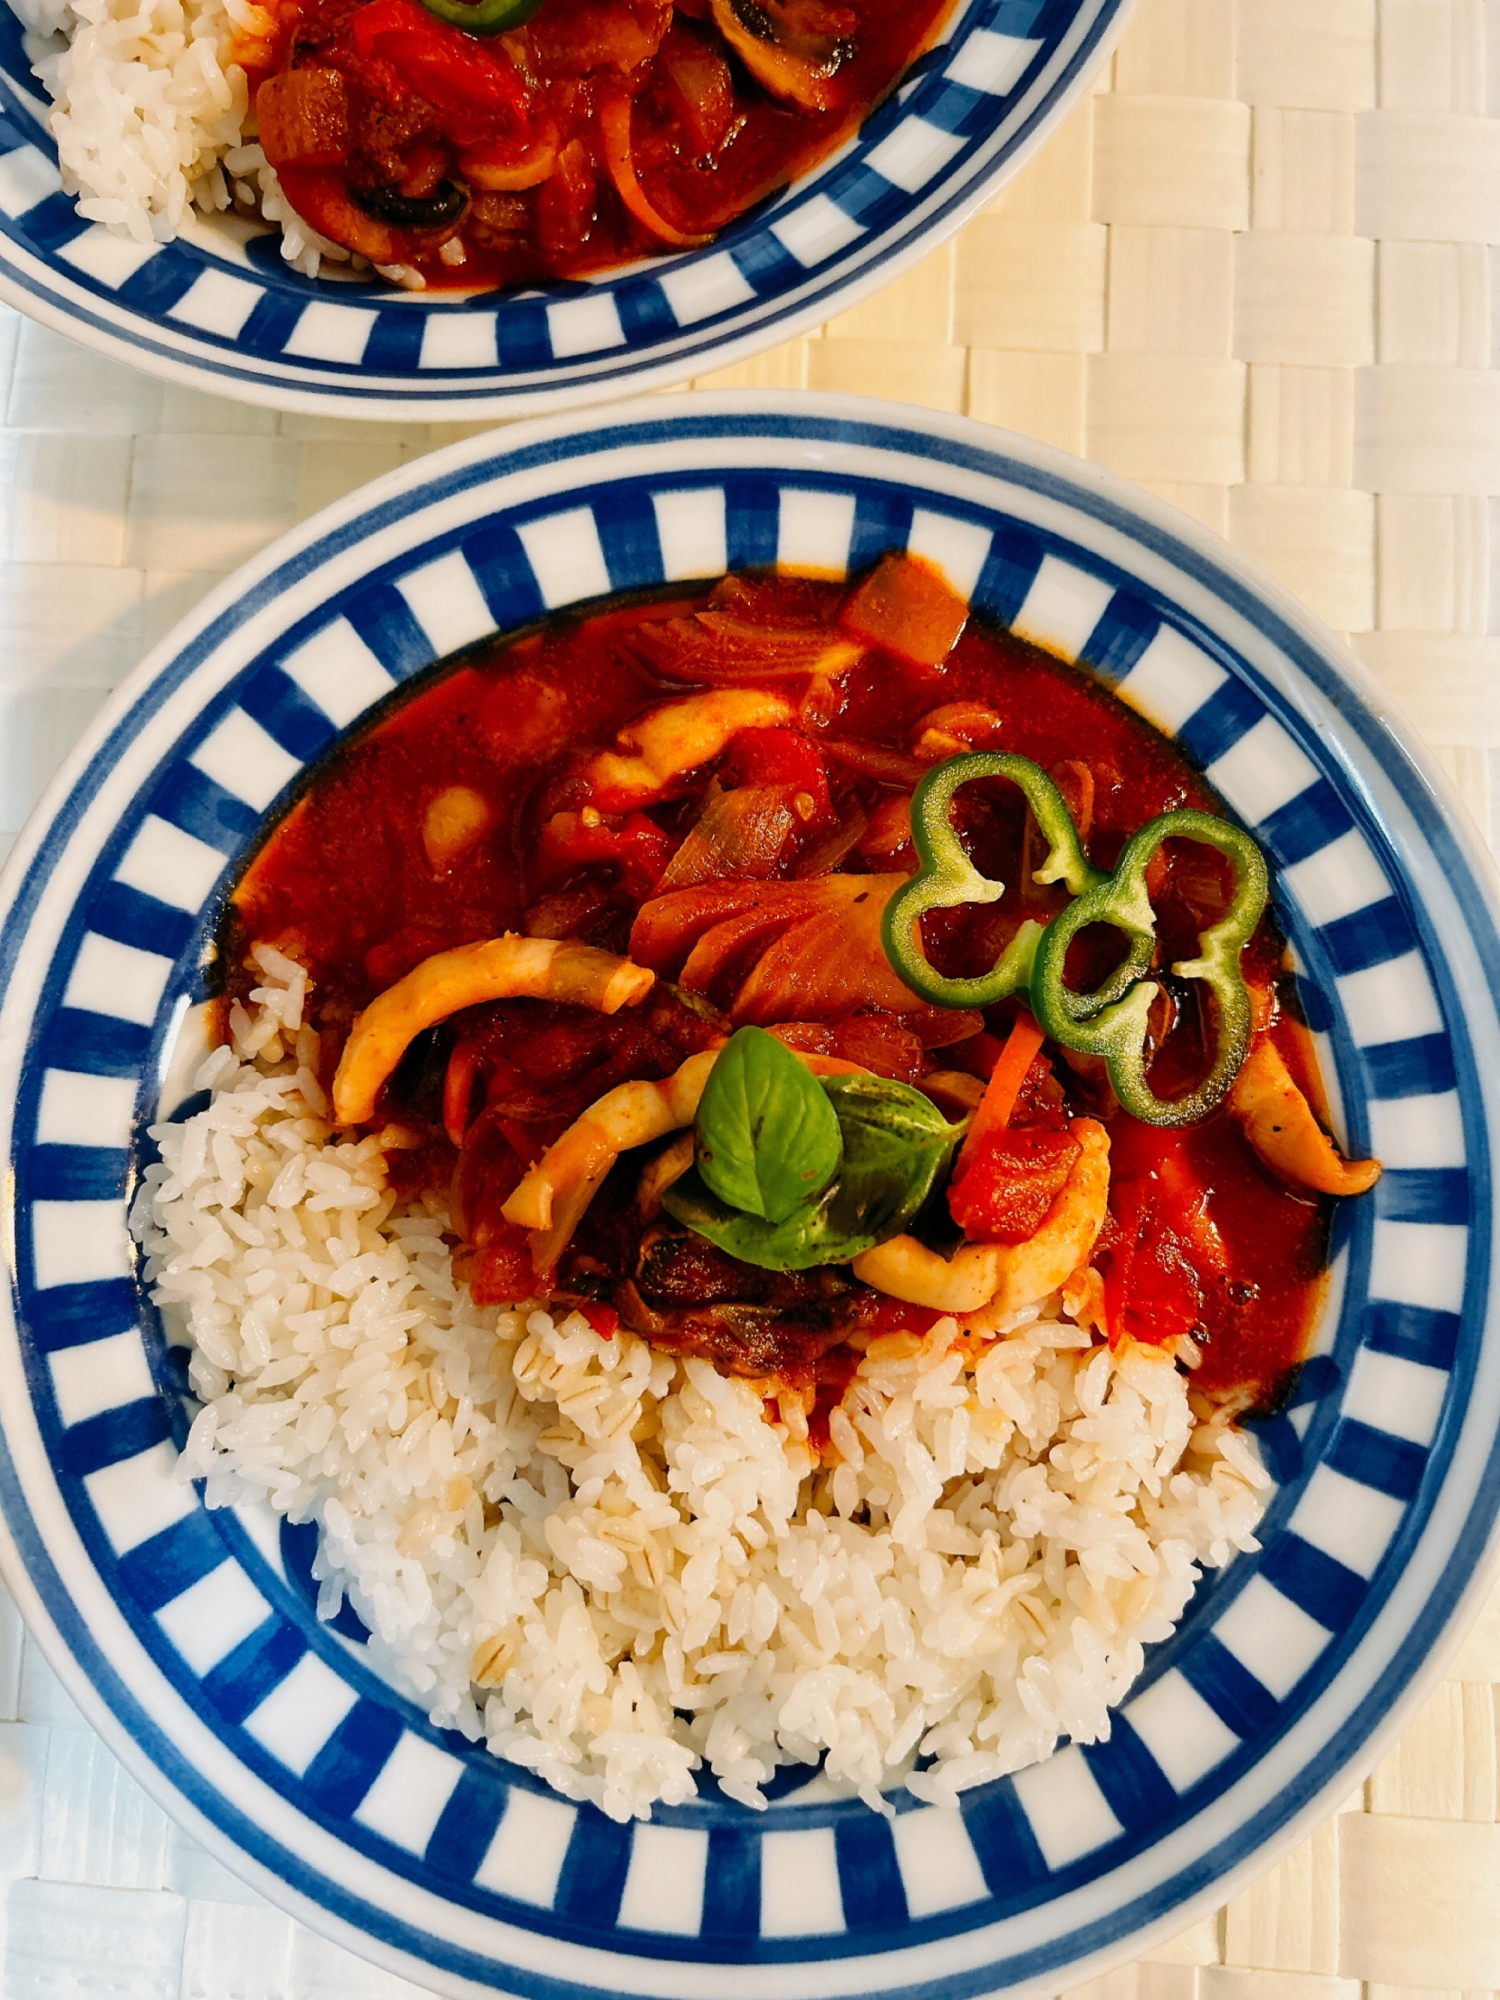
[[2, 0, 1499, 1994]]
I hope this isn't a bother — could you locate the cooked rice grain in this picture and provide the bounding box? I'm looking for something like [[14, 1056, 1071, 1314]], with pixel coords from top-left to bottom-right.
[[22, 0, 356, 271], [132, 949, 1270, 1822]]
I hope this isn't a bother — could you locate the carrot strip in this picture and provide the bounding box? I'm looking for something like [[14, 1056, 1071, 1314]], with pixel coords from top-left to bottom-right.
[[442, 1041, 479, 1146], [958, 1009, 1046, 1168], [598, 95, 711, 249]]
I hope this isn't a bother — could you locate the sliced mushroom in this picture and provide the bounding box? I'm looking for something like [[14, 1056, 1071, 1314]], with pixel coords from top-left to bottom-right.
[[1230, 1038, 1381, 1197], [638, 1130, 697, 1221], [351, 179, 471, 232], [709, 0, 849, 111]]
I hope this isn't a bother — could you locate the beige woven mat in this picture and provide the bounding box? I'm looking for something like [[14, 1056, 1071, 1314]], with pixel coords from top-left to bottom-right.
[[0, 0, 1498, 1993], [709, 7, 1500, 1993]]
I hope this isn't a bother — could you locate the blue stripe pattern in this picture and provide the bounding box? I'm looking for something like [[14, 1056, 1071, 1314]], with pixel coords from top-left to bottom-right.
[[0, 0, 1124, 407], [1, 412, 1492, 2000]]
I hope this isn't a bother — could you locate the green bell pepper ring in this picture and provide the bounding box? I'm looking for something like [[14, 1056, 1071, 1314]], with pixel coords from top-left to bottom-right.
[[881, 751, 1107, 1010], [1029, 807, 1270, 1126], [416, 0, 545, 34]]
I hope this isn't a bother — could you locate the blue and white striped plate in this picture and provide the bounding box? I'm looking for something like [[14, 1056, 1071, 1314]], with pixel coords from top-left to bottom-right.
[[0, 0, 1126, 416], [2, 393, 1498, 1999]]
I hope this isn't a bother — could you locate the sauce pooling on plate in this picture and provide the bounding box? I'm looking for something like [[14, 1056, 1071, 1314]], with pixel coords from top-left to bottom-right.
[[226, 557, 1377, 1411]]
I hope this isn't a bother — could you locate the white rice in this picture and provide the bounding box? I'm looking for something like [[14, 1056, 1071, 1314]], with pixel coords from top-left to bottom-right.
[[132, 948, 1271, 1822], [20, 0, 355, 272]]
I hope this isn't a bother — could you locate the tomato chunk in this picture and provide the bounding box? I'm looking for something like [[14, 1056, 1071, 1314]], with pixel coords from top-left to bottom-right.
[[464, 1229, 536, 1306], [1097, 1125, 1229, 1347], [948, 1125, 1081, 1244], [839, 552, 969, 669], [723, 726, 831, 818], [538, 809, 676, 901], [256, 70, 351, 168]]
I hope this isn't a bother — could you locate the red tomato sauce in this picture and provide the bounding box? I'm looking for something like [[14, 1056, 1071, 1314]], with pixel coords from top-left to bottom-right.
[[240, 0, 955, 290], [227, 569, 1331, 1407]]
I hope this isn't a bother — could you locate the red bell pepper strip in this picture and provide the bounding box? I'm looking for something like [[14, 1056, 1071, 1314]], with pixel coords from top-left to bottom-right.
[[958, 1009, 1046, 1168], [538, 809, 677, 902], [575, 1301, 619, 1338], [724, 726, 832, 822], [351, 0, 530, 123]]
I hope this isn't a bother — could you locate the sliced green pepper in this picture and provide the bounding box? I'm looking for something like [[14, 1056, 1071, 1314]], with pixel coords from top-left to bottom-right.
[[1029, 807, 1269, 1126], [881, 751, 1106, 1010], [415, 0, 545, 34]]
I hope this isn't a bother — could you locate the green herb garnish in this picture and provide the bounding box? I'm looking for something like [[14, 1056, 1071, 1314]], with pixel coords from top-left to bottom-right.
[[692, 1024, 842, 1223], [668, 1053, 965, 1270]]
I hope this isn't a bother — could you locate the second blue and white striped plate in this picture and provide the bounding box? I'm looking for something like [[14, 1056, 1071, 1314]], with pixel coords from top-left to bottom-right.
[[0, 0, 1126, 415]]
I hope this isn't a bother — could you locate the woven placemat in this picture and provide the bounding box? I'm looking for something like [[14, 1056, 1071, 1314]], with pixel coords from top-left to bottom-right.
[[0, 0, 1497, 1992]]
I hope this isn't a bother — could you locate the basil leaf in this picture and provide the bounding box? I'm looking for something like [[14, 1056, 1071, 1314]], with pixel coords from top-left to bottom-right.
[[820, 1074, 963, 1230], [667, 1073, 965, 1270], [663, 1167, 844, 1271], [693, 1025, 842, 1223]]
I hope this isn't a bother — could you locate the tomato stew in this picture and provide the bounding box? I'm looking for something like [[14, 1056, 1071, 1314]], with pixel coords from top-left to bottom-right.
[[241, 0, 955, 289], [227, 566, 1332, 1406]]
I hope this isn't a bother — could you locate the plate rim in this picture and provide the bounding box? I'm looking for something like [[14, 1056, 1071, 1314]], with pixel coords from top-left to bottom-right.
[[0, 0, 1136, 417], [2, 390, 1499, 1996]]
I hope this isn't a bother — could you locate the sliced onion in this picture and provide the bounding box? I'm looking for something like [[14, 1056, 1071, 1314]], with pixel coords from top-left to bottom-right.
[[464, 148, 556, 190], [459, 125, 558, 189], [598, 93, 712, 248], [632, 611, 862, 681], [654, 782, 796, 891]]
